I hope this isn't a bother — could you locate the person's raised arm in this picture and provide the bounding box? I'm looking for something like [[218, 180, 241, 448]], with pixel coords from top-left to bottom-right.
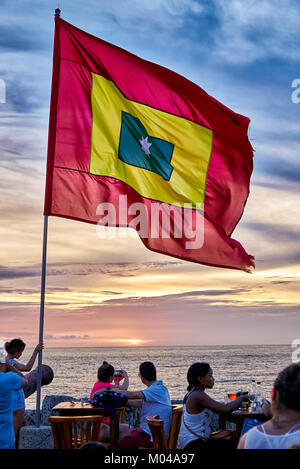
[[194, 391, 253, 414], [117, 370, 129, 390], [13, 343, 44, 372]]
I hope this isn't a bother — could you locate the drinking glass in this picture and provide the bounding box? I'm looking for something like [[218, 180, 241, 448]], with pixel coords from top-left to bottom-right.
[[113, 370, 124, 385]]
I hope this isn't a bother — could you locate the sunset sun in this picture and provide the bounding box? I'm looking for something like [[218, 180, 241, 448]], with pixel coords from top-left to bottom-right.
[[127, 339, 142, 345], [122, 339, 144, 346]]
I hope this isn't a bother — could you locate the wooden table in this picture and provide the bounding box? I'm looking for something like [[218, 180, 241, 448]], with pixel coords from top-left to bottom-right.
[[219, 410, 269, 442], [52, 401, 124, 448]]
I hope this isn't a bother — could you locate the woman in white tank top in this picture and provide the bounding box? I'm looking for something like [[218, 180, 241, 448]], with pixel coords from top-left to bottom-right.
[[239, 362, 300, 450], [241, 423, 300, 449], [177, 362, 254, 449]]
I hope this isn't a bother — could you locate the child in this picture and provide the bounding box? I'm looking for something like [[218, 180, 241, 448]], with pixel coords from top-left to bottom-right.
[[90, 361, 130, 442], [90, 361, 129, 399]]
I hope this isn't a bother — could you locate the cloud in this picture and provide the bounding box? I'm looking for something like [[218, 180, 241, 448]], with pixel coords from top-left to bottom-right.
[[212, 0, 300, 64], [0, 265, 39, 280], [263, 160, 300, 184], [92, 0, 207, 35], [99, 288, 252, 307], [0, 260, 181, 280], [244, 222, 300, 243], [44, 334, 90, 341], [0, 0, 300, 347], [252, 179, 300, 194], [0, 24, 49, 53]]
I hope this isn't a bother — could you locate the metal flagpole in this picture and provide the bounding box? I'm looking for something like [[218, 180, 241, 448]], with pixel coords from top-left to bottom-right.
[[34, 6, 61, 428], [35, 214, 49, 427]]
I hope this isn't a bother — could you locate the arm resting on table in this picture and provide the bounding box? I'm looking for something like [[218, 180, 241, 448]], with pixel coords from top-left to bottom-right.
[[127, 399, 143, 408], [196, 392, 247, 414], [122, 390, 145, 400]]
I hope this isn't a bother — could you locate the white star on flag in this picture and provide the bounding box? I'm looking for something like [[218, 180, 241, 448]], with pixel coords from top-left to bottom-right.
[[139, 136, 152, 156]]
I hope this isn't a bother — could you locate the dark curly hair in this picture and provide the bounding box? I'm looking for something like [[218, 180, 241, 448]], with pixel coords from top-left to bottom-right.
[[187, 362, 210, 390], [97, 361, 114, 382], [274, 362, 300, 412], [182, 362, 211, 404], [5, 339, 26, 354]]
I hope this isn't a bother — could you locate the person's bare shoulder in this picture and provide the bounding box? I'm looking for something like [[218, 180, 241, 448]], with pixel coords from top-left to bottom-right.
[[238, 433, 246, 449], [186, 390, 206, 411]]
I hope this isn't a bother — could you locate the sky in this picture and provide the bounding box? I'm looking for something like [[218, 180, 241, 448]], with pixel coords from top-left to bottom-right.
[[0, 0, 300, 348]]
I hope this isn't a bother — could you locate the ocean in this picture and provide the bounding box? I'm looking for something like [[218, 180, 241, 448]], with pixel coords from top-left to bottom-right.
[[25, 344, 293, 409]]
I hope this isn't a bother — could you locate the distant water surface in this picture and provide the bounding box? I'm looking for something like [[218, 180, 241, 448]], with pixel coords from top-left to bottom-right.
[[25, 344, 292, 409]]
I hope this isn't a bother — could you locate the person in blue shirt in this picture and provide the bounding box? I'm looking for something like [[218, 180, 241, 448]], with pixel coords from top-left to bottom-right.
[[0, 360, 27, 449], [116, 361, 172, 449], [5, 338, 43, 444]]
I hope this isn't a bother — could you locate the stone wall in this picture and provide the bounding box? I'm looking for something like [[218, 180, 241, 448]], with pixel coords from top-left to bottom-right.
[[19, 394, 231, 449], [23, 396, 185, 429]]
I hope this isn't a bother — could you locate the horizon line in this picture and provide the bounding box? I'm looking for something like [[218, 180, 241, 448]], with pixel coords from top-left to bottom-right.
[[37, 343, 290, 349]]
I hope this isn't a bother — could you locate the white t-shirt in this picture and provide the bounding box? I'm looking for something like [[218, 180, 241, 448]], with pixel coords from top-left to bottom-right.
[[140, 380, 172, 438]]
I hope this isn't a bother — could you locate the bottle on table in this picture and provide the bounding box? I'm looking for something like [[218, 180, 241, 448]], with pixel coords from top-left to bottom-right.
[[256, 382, 262, 400], [249, 380, 256, 407], [251, 381, 263, 413]]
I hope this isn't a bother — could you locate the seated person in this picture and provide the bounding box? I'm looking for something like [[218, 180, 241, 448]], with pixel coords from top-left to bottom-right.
[[90, 361, 129, 397], [239, 362, 300, 449], [116, 361, 172, 449], [177, 362, 253, 450], [90, 361, 129, 442]]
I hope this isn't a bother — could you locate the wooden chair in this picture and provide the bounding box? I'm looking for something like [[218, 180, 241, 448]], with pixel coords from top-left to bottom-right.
[[168, 404, 183, 449], [146, 404, 183, 449], [120, 407, 126, 423], [49, 415, 104, 449]]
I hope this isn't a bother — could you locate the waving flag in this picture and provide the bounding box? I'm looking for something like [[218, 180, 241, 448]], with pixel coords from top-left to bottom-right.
[[44, 16, 255, 272]]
